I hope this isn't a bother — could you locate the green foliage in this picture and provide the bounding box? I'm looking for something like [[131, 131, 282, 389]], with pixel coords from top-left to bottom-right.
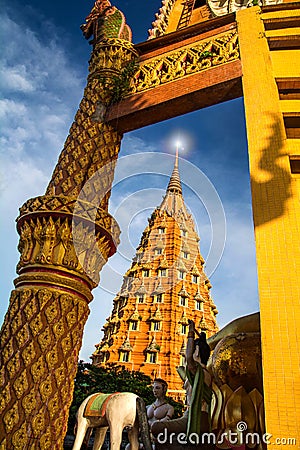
[[110, 60, 138, 104], [68, 362, 184, 434], [199, 51, 214, 60]]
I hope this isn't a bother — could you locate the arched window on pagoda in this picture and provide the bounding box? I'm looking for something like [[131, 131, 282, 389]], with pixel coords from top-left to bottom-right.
[[94, 342, 110, 365], [179, 312, 189, 335], [145, 336, 160, 363], [119, 335, 133, 363], [152, 282, 165, 304], [136, 294, 145, 303], [147, 352, 157, 363], [180, 227, 188, 238], [180, 323, 188, 334], [191, 265, 200, 284], [142, 269, 150, 277], [194, 291, 204, 311], [155, 239, 164, 256], [128, 308, 141, 331], [149, 307, 163, 331], [152, 321, 161, 331], [181, 240, 190, 260], [101, 351, 110, 363], [120, 351, 130, 363], [158, 268, 167, 277], [157, 256, 168, 278], [178, 270, 185, 280], [155, 293, 164, 304], [109, 316, 120, 335], [135, 281, 146, 304], [129, 321, 138, 331], [178, 284, 189, 307], [179, 296, 187, 307]]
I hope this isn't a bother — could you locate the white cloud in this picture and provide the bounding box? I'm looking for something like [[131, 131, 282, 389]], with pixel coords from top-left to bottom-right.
[[0, 65, 35, 92], [121, 134, 158, 155]]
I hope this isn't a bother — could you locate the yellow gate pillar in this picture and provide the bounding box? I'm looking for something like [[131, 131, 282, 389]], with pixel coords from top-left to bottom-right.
[[237, 6, 300, 446]]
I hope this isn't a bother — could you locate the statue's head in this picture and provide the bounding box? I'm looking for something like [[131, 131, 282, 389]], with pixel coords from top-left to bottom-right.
[[153, 378, 168, 396], [81, 0, 132, 44]]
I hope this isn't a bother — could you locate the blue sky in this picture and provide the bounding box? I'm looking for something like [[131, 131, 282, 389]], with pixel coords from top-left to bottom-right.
[[0, 0, 259, 361]]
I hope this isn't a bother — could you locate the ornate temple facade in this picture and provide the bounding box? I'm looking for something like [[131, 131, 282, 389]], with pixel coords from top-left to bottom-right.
[[92, 152, 219, 399], [1, 0, 299, 445]]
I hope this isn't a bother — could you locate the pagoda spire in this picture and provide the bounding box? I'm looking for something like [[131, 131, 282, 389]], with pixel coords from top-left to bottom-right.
[[159, 147, 188, 217], [167, 148, 182, 195]]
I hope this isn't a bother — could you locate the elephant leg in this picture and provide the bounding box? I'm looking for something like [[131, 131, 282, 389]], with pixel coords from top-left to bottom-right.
[[72, 417, 90, 450], [93, 426, 108, 450], [128, 423, 139, 450], [109, 423, 123, 450]]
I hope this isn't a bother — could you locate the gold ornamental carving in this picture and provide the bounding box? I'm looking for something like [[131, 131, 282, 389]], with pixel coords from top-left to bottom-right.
[[148, 0, 176, 39], [16, 195, 120, 286], [211, 383, 266, 448], [129, 30, 239, 94], [0, 286, 90, 448], [88, 38, 138, 80], [16, 271, 93, 304], [209, 330, 265, 447], [211, 332, 262, 393]]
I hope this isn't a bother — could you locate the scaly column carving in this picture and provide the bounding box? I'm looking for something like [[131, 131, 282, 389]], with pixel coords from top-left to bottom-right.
[[1, 287, 89, 449], [46, 38, 138, 207], [0, 1, 138, 447]]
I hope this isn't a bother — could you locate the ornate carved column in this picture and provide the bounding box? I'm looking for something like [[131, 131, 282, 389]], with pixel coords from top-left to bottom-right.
[[0, 2, 138, 448]]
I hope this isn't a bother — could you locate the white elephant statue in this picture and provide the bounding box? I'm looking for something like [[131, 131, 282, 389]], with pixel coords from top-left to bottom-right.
[[72, 391, 152, 450]]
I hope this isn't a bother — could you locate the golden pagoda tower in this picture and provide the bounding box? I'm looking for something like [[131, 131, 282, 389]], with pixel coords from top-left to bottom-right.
[[92, 151, 219, 399]]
